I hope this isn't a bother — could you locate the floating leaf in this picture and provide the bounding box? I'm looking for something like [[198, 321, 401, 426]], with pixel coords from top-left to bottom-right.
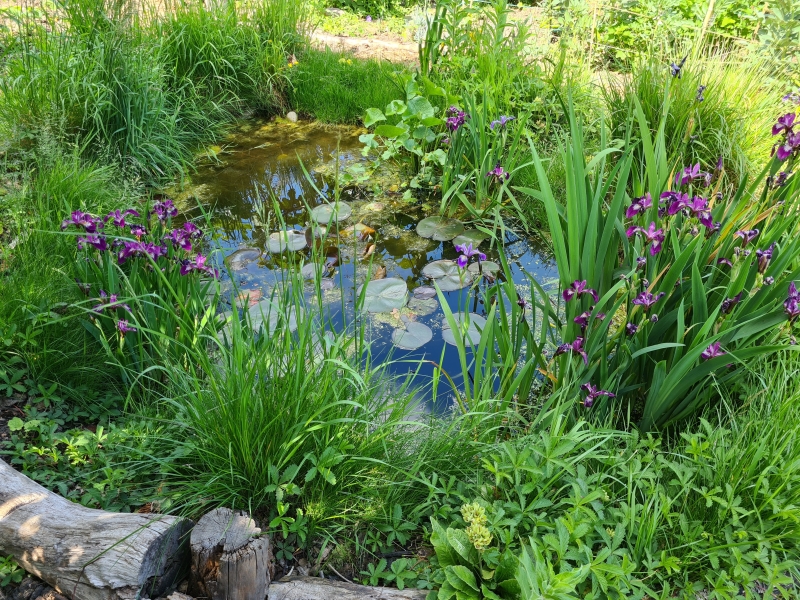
[[453, 230, 490, 248], [341, 223, 376, 241], [320, 278, 336, 291], [267, 230, 307, 253], [422, 260, 473, 291], [408, 297, 438, 316], [372, 265, 387, 280], [357, 278, 408, 312], [311, 201, 352, 224], [363, 202, 385, 212], [392, 322, 433, 350], [467, 261, 500, 276], [225, 247, 261, 270], [236, 289, 262, 307], [416, 216, 464, 241], [301, 263, 320, 279], [442, 313, 487, 346], [413, 285, 437, 300]]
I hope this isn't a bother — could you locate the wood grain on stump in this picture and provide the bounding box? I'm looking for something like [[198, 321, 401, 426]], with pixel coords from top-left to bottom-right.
[[0, 460, 192, 600], [188, 508, 270, 600]]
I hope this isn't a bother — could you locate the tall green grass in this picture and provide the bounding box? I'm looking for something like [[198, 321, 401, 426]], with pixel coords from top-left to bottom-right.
[[288, 48, 407, 123]]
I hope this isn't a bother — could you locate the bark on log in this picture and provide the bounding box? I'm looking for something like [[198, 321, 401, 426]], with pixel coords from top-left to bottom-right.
[[188, 508, 270, 600], [0, 460, 192, 600], [268, 577, 427, 600]]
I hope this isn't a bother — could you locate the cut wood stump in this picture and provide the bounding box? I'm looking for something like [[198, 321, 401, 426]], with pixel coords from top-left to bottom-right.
[[268, 577, 427, 600], [188, 508, 270, 600], [0, 460, 192, 600]]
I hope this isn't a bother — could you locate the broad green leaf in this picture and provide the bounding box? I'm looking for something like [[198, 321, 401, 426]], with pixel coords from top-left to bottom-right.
[[363, 108, 386, 127]]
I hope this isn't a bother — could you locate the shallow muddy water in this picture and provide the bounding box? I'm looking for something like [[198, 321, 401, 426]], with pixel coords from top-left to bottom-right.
[[173, 118, 558, 409]]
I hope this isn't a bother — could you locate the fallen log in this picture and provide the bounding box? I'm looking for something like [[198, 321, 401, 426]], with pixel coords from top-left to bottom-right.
[[188, 508, 270, 600], [0, 460, 192, 600], [268, 576, 427, 600]]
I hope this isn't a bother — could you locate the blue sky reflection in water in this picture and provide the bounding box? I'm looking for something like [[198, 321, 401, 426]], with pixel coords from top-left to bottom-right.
[[178, 119, 558, 411]]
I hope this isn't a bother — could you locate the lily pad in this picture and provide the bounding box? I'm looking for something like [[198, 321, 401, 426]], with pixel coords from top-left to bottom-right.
[[249, 299, 303, 333], [301, 263, 319, 279], [407, 297, 438, 316], [267, 230, 307, 253], [421, 260, 473, 292], [392, 322, 433, 350], [320, 278, 336, 291], [442, 313, 487, 346], [467, 261, 501, 276], [413, 285, 437, 300], [416, 216, 464, 241], [357, 277, 408, 313], [225, 247, 261, 270], [311, 201, 352, 224], [453, 230, 490, 247]]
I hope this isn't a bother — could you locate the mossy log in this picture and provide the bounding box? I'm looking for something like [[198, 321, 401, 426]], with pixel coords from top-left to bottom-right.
[[0, 460, 192, 600]]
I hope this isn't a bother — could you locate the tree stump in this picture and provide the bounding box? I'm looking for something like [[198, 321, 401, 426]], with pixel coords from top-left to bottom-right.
[[0, 460, 192, 600], [188, 508, 270, 600]]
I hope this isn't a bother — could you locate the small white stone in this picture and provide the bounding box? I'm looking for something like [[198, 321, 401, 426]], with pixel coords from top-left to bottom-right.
[[286, 111, 298, 123]]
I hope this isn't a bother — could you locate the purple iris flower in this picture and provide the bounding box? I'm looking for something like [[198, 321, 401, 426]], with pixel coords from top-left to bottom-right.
[[765, 277, 775, 285], [632, 291, 665, 311], [636, 256, 647, 270], [625, 193, 653, 218], [756, 243, 774, 274], [580, 383, 615, 408], [774, 171, 790, 188], [700, 342, 726, 361], [149, 199, 178, 222], [717, 258, 733, 268], [669, 56, 686, 78], [445, 106, 467, 132], [117, 320, 137, 334], [625, 323, 638, 336], [130, 224, 147, 238], [486, 162, 510, 182], [365, 15, 372, 22], [785, 283, 800, 322], [775, 132, 800, 161], [783, 92, 800, 104], [562, 280, 599, 303], [675, 163, 703, 187], [104, 209, 140, 229], [682, 196, 713, 227], [734, 229, 759, 247], [696, 85, 706, 102], [93, 290, 131, 313], [772, 113, 796, 136], [720, 292, 743, 315], [454, 243, 486, 269], [165, 223, 201, 252], [716, 156, 724, 171], [180, 254, 219, 278], [626, 222, 665, 256], [663, 191, 689, 215], [61, 210, 103, 233], [77, 234, 108, 252], [574, 311, 591, 330], [489, 116, 515, 130], [553, 336, 588, 365], [118, 241, 167, 264]]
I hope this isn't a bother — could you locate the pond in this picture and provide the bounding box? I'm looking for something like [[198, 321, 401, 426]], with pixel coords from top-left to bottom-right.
[[172, 118, 558, 409]]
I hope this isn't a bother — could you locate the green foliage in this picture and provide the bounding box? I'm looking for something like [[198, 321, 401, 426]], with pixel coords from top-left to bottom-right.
[[0, 556, 24, 587], [516, 91, 800, 429], [288, 48, 407, 123]]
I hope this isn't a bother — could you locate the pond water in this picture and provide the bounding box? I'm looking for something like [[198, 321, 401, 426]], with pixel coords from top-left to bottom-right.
[[172, 119, 558, 409]]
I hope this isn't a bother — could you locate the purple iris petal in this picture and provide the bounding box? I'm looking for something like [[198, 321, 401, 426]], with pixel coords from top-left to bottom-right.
[[632, 291, 665, 310], [149, 199, 178, 222], [580, 383, 615, 407], [104, 209, 140, 229], [553, 336, 588, 365], [720, 292, 743, 315], [445, 106, 467, 132], [700, 342, 726, 361], [772, 113, 796, 136], [77, 234, 108, 252], [756, 243, 774, 274], [61, 211, 104, 233], [117, 320, 137, 334], [625, 193, 653, 218], [734, 229, 760, 247], [486, 162, 510, 182], [717, 258, 733, 267], [563, 280, 599, 303], [490, 115, 515, 130], [625, 323, 638, 336]]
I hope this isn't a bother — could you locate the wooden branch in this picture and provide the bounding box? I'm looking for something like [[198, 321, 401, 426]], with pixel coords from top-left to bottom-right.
[[0, 460, 192, 600], [268, 577, 427, 600]]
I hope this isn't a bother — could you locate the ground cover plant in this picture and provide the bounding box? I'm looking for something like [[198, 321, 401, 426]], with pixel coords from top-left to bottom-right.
[[2, 0, 800, 598]]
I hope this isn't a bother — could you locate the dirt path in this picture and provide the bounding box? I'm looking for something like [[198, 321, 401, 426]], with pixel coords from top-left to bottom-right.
[[311, 31, 419, 64]]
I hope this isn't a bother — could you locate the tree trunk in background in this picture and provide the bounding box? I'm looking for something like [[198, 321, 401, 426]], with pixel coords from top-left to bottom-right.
[[0, 460, 192, 600]]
